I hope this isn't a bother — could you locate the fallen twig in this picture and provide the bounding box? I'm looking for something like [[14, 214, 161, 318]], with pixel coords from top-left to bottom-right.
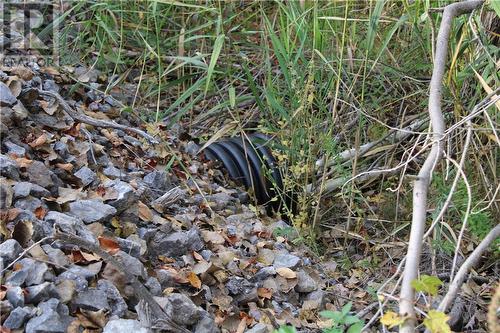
[[30, 89, 159, 144], [316, 117, 428, 170], [0, 236, 52, 274]]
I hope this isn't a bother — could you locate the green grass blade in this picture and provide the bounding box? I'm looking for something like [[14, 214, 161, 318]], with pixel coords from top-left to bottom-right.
[[205, 34, 225, 94]]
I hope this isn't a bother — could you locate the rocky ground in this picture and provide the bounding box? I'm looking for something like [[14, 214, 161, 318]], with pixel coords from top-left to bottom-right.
[[0, 64, 341, 333]]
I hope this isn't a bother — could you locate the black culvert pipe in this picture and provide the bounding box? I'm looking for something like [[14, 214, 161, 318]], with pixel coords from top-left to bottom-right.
[[202, 134, 290, 213]]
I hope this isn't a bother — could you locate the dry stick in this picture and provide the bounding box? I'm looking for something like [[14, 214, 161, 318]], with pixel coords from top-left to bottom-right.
[[0, 236, 52, 274], [398, 1, 484, 331], [316, 117, 428, 169], [53, 232, 190, 333], [33, 89, 159, 145], [437, 224, 500, 314]]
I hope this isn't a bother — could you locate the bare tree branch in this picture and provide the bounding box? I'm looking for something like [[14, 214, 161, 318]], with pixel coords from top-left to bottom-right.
[[438, 224, 500, 313], [398, 1, 484, 331]]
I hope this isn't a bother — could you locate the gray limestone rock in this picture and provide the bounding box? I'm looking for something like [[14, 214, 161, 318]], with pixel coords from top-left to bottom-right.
[[0, 182, 13, 208], [25, 298, 72, 333], [103, 179, 136, 213], [295, 270, 318, 293], [6, 285, 24, 307], [97, 279, 127, 317], [25, 282, 58, 304], [74, 166, 97, 187], [0, 239, 22, 266], [13, 182, 51, 199], [103, 319, 148, 333], [68, 199, 117, 224], [273, 253, 301, 269], [73, 288, 110, 311], [3, 306, 33, 329], [165, 293, 201, 326], [0, 154, 20, 180], [0, 82, 17, 106]]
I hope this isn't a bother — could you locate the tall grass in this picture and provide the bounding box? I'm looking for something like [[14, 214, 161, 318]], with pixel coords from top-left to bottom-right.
[[58, 0, 498, 252]]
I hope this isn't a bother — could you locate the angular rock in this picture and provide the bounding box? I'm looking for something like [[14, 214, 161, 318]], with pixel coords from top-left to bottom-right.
[[303, 290, 326, 310], [25, 298, 72, 333], [0, 238, 22, 266], [195, 313, 220, 333], [3, 140, 26, 156], [103, 165, 122, 179], [55, 279, 75, 304], [68, 199, 117, 223], [226, 277, 258, 305], [273, 253, 301, 269], [103, 179, 135, 213], [145, 276, 162, 296], [114, 251, 146, 278], [5, 266, 29, 286], [25, 282, 58, 303], [143, 170, 172, 192], [52, 141, 71, 161], [14, 196, 44, 212], [0, 82, 17, 106], [13, 182, 51, 199], [73, 288, 110, 311], [12, 101, 28, 120], [295, 270, 318, 293], [149, 229, 202, 258], [6, 285, 24, 307], [103, 319, 148, 333], [74, 166, 97, 187], [16, 258, 53, 286], [0, 182, 13, 208], [0, 154, 20, 180], [115, 237, 142, 258], [166, 293, 201, 326], [252, 266, 276, 283], [26, 160, 54, 189], [42, 245, 70, 267], [45, 211, 96, 244], [97, 279, 127, 317], [56, 265, 97, 291], [257, 248, 275, 266], [0, 300, 13, 318], [3, 306, 32, 329]]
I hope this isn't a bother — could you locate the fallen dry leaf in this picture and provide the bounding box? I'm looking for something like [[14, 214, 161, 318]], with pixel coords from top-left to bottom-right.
[[55, 163, 74, 172], [201, 230, 225, 245], [56, 187, 86, 204], [34, 206, 48, 219], [137, 201, 153, 222], [28, 133, 48, 148], [276, 267, 297, 279], [257, 287, 273, 299], [187, 271, 202, 289], [39, 100, 59, 115], [98, 236, 120, 255], [12, 156, 33, 168], [76, 309, 108, 328]]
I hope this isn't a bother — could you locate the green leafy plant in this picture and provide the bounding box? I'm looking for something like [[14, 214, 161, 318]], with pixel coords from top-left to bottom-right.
[[320, 302, 364, 333], [411, 275, 443, 297]]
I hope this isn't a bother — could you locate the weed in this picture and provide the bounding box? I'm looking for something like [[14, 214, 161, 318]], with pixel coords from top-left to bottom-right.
[[320, 302, 364, 333]]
